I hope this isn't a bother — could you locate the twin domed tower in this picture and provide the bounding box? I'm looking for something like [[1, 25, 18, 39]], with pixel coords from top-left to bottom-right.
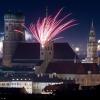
[[3, 11, 25, 67], [2, 11, 53, 68]]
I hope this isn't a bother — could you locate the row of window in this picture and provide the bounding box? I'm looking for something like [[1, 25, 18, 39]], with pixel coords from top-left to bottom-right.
[[0, 82, 32, 86], [12, 78, 31, 81], [75, 78, 100, 83]]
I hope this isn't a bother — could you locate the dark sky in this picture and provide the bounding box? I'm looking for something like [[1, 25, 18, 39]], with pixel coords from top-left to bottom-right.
[[0, 0, 100, 54]]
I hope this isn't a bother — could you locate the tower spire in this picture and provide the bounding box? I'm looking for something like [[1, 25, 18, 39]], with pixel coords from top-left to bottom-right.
[[90, 19, 95, 36], [86, 20, 97, 63]]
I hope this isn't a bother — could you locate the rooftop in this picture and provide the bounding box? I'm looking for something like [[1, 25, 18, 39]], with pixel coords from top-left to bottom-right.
[[53, 43, 78, 60], [46, 61, 100, 74]]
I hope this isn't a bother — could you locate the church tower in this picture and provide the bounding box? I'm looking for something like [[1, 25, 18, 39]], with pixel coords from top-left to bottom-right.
[[3, 11, 25, 67], [35, 42, 54, 74], [87, 21, 97, 63]]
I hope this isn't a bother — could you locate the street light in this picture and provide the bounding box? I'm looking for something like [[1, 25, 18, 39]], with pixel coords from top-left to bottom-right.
[[74, 47, 80, 63], [75, 47, 80, 52], [98, 40, 100, 44]]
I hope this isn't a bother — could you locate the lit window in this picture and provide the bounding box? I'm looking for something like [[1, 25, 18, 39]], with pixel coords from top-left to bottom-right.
[[29, 78, 31, 80], [16, 79, 19, 80], [12, 79, 15, 81], [49, 52, 51, 55]]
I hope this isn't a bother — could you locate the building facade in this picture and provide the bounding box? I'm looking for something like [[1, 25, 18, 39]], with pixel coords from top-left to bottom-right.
[[86, 21, 97, 63], [3, 11, 25, 67]]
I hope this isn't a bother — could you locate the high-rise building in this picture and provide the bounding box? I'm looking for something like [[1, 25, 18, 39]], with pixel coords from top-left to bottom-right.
[[86, 21, 97, 63], [3, 11, 25, 67]]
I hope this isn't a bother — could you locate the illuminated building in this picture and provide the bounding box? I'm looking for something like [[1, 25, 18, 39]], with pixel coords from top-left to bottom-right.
[[85, 21, 97, 63], [0, 71, 63, 94], [1, 12, 100, 94]]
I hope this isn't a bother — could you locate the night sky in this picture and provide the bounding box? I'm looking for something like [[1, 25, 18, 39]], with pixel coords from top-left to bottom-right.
[[0, 0, 100, 54]]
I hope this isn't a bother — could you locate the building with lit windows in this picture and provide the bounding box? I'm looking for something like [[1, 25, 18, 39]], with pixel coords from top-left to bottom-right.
[[0, 70, 63, 94], [1, 12, 100, 94]]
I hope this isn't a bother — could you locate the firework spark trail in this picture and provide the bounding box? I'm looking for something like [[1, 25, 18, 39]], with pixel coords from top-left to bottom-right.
[[29, 8, 77, 48], [14, 29, 24, 34], [15, 9, 77, 48]]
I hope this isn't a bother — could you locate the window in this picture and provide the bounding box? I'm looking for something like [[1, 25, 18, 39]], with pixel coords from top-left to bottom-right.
[[29, 78, 31, 80], [12, 79, 15, 81], [5, 26, 8, 31], [49, 52, 51, 55], [12, 83, 16, 85], [25, 79, 27, 80], [5, 35, 8, 38], [6, 83, 10, 86], [76, 78, 79, 82], [41, 52, 44, 55], [16, 79, 19, 80], [69, 77, 71, 80], [81, 79, 84, 82], [2, 83, 5, 86]]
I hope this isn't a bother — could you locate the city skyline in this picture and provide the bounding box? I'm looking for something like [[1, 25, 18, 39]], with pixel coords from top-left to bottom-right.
[[0, 0, 100, 97], [0, 0, 100, 53]]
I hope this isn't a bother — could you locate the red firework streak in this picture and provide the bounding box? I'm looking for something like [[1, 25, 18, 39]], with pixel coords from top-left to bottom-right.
[[29, 8, 77, 48], [15, 8, 77, 48]]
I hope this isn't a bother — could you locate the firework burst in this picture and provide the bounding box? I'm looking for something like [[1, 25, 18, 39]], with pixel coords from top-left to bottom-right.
[[15, 8, 77, 48], [29, 8, 77, 48]]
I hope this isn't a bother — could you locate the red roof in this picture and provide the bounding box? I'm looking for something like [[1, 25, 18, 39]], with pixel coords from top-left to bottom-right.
[[46, 61, 99, 74]]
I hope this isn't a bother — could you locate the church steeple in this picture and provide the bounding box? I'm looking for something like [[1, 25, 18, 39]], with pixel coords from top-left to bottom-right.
[[86, 20, 97, 63], [90, 20, 95, 36], [89, 20, 96, 42]]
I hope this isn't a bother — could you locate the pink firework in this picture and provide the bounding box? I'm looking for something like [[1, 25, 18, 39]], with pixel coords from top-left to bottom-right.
[[29, 8, 77, 48]]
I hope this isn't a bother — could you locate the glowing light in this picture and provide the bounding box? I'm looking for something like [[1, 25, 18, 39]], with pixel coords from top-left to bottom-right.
[[29, 8, 77, 48], [97, 40, 100, 51], [14, 29, 24, 34], [75, 47, 80, 52], [98, 40, 100, 43], [0, 36, 4, 58], [0, 42, 3, 52], [97, 45, 100, 51]]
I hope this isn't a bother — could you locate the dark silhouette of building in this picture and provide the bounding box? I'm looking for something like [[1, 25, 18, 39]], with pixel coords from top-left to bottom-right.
[[3, 11, 25, 67]]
